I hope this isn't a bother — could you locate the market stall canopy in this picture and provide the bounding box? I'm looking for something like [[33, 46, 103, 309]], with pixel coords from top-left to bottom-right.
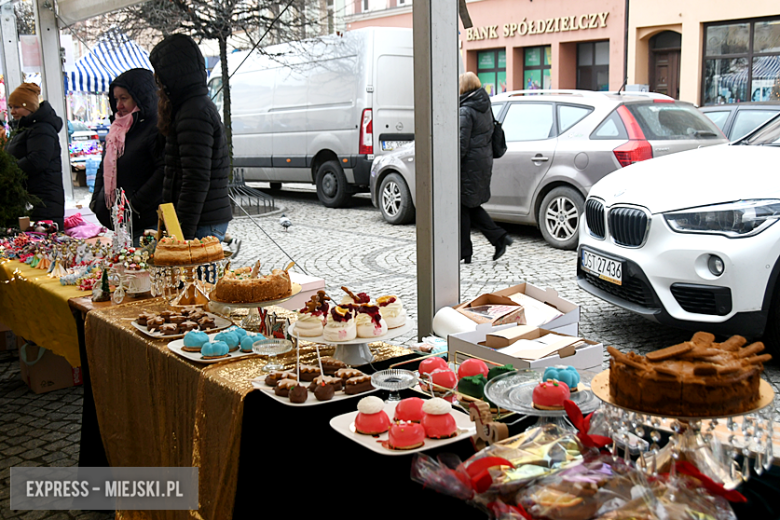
[[56, 0, 145, 26], [65, 31, 152, 93]]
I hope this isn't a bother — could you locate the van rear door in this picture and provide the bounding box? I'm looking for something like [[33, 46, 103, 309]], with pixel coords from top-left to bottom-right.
[[373, 54, 415, 156]]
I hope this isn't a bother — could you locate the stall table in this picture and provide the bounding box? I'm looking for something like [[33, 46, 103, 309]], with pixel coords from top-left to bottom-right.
[[0, 259, 84, 367]]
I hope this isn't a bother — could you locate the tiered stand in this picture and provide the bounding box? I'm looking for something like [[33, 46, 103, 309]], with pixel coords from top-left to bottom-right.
[[288, 321, 414, 365]]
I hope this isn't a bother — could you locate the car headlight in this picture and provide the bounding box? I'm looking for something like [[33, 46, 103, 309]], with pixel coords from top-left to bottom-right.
[[664, 199, 780, 237]]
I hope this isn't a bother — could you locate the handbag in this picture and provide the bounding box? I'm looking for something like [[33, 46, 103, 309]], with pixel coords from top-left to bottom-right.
[[491, 113, 507, 159]]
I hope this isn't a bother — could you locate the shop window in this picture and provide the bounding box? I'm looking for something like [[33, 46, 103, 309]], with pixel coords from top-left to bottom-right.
[[577, 41, 609, 91], [477, 49, 506, 96], [703, 17, 780, 105], [523, 46, 551, 90]]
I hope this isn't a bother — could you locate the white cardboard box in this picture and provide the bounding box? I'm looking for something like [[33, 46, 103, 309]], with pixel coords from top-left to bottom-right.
[[447, 323, 603, 371], [279, 272, 326, 311], [492, 283, 580, 336]]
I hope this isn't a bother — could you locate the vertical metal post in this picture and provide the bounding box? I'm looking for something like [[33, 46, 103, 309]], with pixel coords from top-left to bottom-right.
[[413, 0, 460, 339], [0, 1, 23, 121], [34, 0, 73, 201]]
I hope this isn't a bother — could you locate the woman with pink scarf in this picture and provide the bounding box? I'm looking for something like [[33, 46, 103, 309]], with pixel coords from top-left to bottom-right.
[[90, 68, 164, 244]]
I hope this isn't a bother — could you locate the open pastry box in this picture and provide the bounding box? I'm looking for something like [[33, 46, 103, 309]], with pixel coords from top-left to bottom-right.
[[448, 323, 602, 370], [455, 283, 580, 336]]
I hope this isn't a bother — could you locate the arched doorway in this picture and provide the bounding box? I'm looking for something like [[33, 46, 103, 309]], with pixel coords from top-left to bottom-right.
[[649, 31, 682, 98]]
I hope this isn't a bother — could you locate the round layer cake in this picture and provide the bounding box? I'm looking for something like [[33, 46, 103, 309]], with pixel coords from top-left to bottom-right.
[[210, 266, 292, 303], [607, 332, 771, 417]]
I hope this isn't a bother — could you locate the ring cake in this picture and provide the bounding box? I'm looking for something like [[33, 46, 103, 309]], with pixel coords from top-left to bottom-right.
[[153, 236, 224, 266], [607, 332, 771, 416], [210, 261, 292, 304]]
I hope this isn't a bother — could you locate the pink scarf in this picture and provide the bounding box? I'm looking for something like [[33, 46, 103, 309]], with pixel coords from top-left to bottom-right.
[[104, 106, 140, 208]]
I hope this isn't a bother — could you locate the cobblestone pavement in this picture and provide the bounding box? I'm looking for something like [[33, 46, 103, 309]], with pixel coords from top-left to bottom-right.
[[1, 183, 778, 519]]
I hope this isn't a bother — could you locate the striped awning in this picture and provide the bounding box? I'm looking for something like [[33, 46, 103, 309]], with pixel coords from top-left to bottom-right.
[[65, 31, 152, 93]]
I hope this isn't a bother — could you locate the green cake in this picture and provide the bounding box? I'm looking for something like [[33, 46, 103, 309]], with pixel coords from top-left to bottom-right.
[[487, 364, 516, 380], [457, 374, 487, 399]]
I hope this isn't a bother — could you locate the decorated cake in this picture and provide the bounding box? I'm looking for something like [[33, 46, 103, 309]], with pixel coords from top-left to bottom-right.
[[340, 286, 371, 306], [201, 340, 230, 360], [420, 398, 458, 439], [355, 396, 391, 434], [457, 358, 489, 379], [153, 236, 223, 266], [394, 397, 425, 423], [210, 261, 292, 304], [355, 303, 388, 338], [532, 380, 571, 410], [607, 332, 771, 417], [387, 422, 425, 450], [543, 366, 580, 392], [323, 306, 357, 342], [295, 290, 332, 337], [377, 295, 407, 329]]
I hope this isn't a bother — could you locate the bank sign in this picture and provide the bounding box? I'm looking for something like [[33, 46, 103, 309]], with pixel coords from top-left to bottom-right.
[[465, 11, 609, 41]]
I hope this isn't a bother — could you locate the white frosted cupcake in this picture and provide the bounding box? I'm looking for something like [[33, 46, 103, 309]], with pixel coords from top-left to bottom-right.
[[377, 295, 407, 329], [356, 303, 388, 338], [323, 306, 357, 342], [295, 313, 324, 337]]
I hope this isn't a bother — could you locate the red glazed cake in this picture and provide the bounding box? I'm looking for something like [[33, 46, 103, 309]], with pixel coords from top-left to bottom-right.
[[457, 358, 489, 379], [354, 396, 391, 435], [387, 422, 425, 450], [532, 380, 571, 410], [419, 356, 448, 378], [421, 398, 458, 439], [394, 397, 425, 423]]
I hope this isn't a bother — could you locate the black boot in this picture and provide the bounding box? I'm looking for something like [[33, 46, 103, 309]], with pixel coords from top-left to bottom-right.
[[493, 235, 514, 261], [462, 256, 472, 264]]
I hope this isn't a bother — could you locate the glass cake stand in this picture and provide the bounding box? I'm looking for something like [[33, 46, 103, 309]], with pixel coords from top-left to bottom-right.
[[371, 369, 418, 402], [149, 259, 229, 308], [484, 369, 601, 431], [590, 369, 777, 489], [252, 339, 293, 372]]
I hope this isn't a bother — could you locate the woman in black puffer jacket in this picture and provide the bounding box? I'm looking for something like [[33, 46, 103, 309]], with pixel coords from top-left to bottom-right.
[[6, 83, 65, 231], [459, 72, 512, 263], [149, 34, 232, 240], [90, 68, 164, 243]]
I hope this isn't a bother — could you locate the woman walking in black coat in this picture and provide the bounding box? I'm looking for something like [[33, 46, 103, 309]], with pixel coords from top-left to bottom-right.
[[149, 34, 232, 241], [6, 83, 65, 231], [459, 72, 512, 263], [90, 68, 164, 244]]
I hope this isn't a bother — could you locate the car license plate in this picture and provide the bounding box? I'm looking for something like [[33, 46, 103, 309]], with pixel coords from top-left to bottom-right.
[[581, 249, 623, 285]]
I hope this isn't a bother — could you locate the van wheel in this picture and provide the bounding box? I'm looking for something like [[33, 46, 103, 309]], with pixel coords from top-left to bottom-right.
[[316, 161, 351, 208], [538, 186, 584, 250], [379, 173, 415, 225], [269, 182, 282, 191]]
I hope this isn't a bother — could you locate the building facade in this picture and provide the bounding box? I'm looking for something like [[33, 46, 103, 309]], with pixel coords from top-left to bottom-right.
[[346, 0, 627, 94], [627, 0, 780, 105]]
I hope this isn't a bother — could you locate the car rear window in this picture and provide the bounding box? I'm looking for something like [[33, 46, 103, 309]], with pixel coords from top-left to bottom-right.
[[558, 104, 592, 133], [625, 103, 722, 140]]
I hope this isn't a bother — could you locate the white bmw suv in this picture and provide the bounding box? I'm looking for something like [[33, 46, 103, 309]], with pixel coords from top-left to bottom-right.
[[577, 114, 780, 348]]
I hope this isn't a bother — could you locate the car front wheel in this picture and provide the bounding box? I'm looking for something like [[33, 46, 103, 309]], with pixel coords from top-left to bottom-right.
[[538, 186, 584, 250], [378, 173, 415, 225]]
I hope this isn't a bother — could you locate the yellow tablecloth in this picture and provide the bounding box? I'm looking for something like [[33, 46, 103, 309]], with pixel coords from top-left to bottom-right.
[[0, 259, 84, 366]]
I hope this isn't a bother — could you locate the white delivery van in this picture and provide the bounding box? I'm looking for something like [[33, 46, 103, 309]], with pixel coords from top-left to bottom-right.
[[208, 27, 414, 207]]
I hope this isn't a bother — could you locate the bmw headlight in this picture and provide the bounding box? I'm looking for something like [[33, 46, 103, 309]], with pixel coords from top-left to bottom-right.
[[664, 199, 780, 237]]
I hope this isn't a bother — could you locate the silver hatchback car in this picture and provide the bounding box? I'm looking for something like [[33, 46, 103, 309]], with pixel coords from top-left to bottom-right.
[[370, 89, 727, 249]]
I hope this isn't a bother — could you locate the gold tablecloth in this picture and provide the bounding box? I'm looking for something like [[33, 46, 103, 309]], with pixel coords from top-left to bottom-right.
[[85, 298, 412, 520], [0, 259, 85, 366]]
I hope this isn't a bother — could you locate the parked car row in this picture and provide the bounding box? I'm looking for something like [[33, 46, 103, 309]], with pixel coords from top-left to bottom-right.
[[370, 89, 727, 249]]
